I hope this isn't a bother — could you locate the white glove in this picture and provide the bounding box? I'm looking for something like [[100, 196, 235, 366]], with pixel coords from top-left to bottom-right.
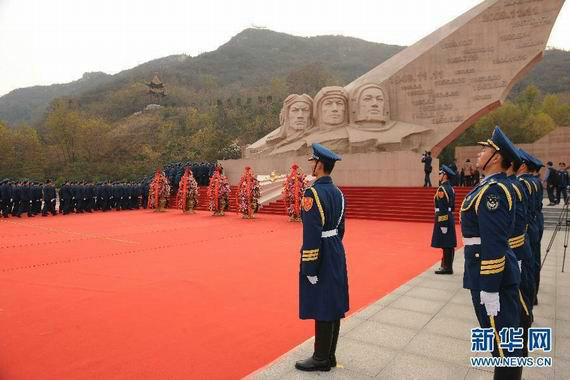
[[440, 227, 448, 234], [480, 291, 500, 317], [307, 276, 318, 285], [518, 260, 522, 272]]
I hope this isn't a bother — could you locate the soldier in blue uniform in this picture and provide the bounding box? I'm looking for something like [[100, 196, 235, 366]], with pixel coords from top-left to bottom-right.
[[295, 143, 349, 372], [461, 127, 522, 380], [508, 150, 536, 357], [432, 165, 457, 274], [518, 151, 544, 305]]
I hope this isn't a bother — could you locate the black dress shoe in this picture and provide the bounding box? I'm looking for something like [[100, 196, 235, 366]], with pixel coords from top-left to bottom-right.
[[435, 268, 453, 275], [295, 356, 331, 372]]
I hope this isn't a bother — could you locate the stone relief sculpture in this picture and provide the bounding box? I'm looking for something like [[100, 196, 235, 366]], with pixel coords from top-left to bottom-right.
[[246, 94, 313, 156], [245, 0, 566, 159]]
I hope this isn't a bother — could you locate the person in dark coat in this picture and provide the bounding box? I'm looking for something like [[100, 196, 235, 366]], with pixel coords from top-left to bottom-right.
[[0, 179, 12, 218], [11, 181, 22, 217], [42, 179, 57, 216], [422, 151, 433, 187], [431, 165, 457, 274], [556, 162, 569, 205], [31, 182, 43, 215], [20, 181, 34, 217], [295, 143, 348, 373]]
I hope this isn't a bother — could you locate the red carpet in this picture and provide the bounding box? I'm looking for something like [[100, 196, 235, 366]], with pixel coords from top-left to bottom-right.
[[0, 211, 461, 379]]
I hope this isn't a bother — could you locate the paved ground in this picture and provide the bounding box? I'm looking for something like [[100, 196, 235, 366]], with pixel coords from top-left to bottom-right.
[[249, 228, 570, 379]]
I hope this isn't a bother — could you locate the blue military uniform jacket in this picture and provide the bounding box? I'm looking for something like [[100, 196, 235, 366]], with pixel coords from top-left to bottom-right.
[[460, 173, 520, 292], [299, 176, 349, 321], [431, 181, 457, 248]]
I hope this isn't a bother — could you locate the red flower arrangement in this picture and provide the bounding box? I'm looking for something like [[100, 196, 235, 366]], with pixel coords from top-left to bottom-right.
[[283, 164, 307, 221], [236, 166, 260, 218], [148, 170, 171, 210], [176, 168, 199, 212], [207, 167, 230, 215]]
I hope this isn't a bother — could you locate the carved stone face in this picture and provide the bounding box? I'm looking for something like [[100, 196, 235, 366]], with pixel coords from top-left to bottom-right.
[[359, 87, 385, 121], [321, 96, 347, 126], [287, 101, 311, 131]]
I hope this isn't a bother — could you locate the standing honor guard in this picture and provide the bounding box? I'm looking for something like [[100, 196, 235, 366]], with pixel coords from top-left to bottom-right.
[[236, 166, 260, 219], [176, 168, 199, 214], [295, 144, 349, 372], [461, 127, 523, 380], [432, 165, 457, 275]]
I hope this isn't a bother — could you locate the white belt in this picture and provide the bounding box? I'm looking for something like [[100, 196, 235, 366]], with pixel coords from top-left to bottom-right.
[[435, 208, 452, 212], [463, 237, 481, 246], [322, 229, 338, 238]]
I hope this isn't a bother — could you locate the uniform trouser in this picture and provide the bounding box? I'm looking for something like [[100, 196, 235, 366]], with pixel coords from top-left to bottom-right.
[[471, 286, 522, 379], [313, 320, 340, 362], [62, 198, 73, 214], [1, 201, 11, 217], [19, 201, 33, 216], [547, 184, 556, 203], [143, 196, 148, 209], [556, 186, 568, 204], [116, 198, 122, 211], [423, 171, 432, 187], [42, 200, 56, 216]]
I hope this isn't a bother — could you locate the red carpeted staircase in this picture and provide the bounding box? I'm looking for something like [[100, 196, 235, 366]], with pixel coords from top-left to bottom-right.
[[259, 186, 472, 223]]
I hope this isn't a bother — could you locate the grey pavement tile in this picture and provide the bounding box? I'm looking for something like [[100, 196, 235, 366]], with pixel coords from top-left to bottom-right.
[[377, 352, 469, 380], [404, 331, 473, 366], [464, 368, 493, 380], [417, 278, 462, 291], [391, 283, 414, 295], [534, 304, 556, 319], [438, 302, 478, 322], [556, 337, 570, 360], [369, 292, 401, 308], [339, 316, 366, 336], [333, 337, 398, 377], [369, 306, 433, 330], [418, 272, 461, 283], [424, 315, 479, 341], [521, 366, 554, 380], [556, 320, 570, 338], [351, 304, 385, 321], [449, 290, 475, 306], [404, 286, 457, 302], [554, 356, 570, 380], [389, 295, 447, 314], [533, 316, 555, 329], [249, 350, 305, 380], [556, 305, 570, 322], [402, 276, 427, 287], [344, 320, 417, 350], [280, 367, 374, 380]]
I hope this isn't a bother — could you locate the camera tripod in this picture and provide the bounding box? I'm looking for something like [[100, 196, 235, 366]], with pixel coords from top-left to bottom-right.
[[543, 202, 569, 272]]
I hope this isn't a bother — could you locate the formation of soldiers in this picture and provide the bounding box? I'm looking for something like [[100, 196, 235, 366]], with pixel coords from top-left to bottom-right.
[[164, 161, 216, 190], [0, 180, 152, 217], [58, 181, 151, 215], [0, 161, 218, 219], [431, 127, 547, 380], [0, 179, 57, 218]]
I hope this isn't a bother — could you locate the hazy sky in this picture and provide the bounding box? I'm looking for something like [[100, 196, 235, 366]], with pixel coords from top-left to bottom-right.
[[1, 0, 568, 97]]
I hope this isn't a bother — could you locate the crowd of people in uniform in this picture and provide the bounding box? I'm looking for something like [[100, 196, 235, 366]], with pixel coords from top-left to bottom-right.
[[430, 127, 549, 380], [0, 161, 217, 219]]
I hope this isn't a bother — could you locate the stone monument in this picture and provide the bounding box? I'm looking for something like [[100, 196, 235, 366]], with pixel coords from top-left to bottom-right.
[[224, 0, 566, 186]]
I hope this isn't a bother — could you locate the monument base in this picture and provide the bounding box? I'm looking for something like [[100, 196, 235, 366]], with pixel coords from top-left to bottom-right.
[[221, 151, 439, 187]]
